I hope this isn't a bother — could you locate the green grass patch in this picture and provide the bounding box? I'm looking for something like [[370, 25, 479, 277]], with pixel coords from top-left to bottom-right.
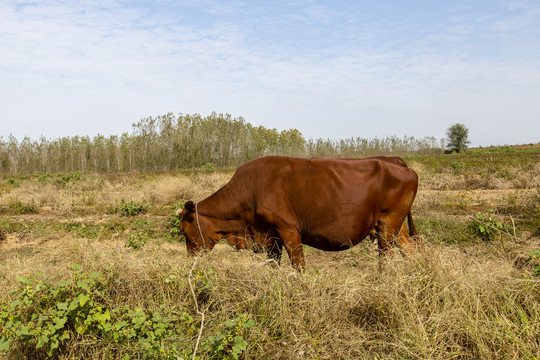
[[7, 200, 38, 215], [415, 216, 477, 244], [61, 223, 101, 239]]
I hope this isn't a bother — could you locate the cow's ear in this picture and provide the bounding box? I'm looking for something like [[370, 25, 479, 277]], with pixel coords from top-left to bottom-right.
[[184, 200, 195, 213], [180, 200, 195, 222]]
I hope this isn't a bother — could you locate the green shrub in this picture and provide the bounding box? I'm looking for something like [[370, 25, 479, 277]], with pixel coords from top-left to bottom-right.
[[5, 178, 20, 188], [62, 223, 101, 239], [168, 213, 182, 239], [201, 313, 255, 360], [469, 209, 506, 241], [36, 174, 52, 183], [450, 161, 466, 170], [118, 199, 148, 217], [126, 232, 148, 250], [201, 163, 216, 171], [8, 200, 38, 215], [0, 265, 192, 358], [56, 172, 82, 186]]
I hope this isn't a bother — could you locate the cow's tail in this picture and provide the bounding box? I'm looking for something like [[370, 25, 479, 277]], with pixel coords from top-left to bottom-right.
[[407, 211, 419, 238]]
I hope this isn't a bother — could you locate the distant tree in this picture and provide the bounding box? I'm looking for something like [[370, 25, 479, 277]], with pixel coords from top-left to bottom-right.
[[446, 123, 470, 153]]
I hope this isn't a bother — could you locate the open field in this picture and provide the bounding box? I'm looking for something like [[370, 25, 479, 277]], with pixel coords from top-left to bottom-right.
[[1, 149, 539, 359]]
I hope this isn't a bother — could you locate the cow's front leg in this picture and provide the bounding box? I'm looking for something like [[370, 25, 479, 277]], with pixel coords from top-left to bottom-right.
[[277, 228, 305, 270]]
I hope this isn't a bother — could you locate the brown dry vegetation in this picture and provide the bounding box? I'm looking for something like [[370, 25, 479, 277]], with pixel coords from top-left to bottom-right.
[[1, 150, 539, 359]]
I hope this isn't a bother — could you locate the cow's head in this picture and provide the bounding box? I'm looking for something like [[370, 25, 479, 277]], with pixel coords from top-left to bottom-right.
[[177, 200, 216, 255]]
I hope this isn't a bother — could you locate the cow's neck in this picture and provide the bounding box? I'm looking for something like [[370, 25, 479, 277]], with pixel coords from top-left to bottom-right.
[[197, 186, 245, 223]]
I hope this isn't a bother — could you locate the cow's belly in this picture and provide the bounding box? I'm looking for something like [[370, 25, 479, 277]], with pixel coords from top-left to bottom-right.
[[301, 228, 371, 251], [299, 213, 374, 251]]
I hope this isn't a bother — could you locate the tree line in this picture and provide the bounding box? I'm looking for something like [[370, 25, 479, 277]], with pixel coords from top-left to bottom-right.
[[1, 112, 441, 174]]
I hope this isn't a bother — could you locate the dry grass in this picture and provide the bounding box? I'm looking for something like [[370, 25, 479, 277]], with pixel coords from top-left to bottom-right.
[[1, 238, 538, 359], [0, 171, 232, 216]]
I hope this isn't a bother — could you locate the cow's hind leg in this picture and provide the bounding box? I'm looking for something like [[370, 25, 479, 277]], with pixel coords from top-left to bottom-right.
[[395, 222, 416, 257]]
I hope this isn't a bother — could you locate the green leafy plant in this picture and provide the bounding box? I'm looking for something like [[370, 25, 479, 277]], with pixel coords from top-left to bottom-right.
[[56, 172, 82, 186], [470, 209, 505, 241], [8, 200, 38, 214], [202, 313, 255, 360], [167, 201, 186, 241], [0, 265, 192, 358], [36, 173, 52, 183], [527, 249, 540, 277], [0, 265, 111, 357], [62, 223, 101, 239], [118, 199, 148, 217], [6, 178, 20, 188], [201, 163, 216, 171], [168, 213, 182, 238], [126, 232, 148, 250], [450, 161, 466, 170]]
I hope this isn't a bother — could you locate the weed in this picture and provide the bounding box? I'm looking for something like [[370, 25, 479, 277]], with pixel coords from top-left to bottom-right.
[[527, 249, 540, 277], [168, 208, 183, 238], [126, 232, 148, 250], [56, 172, 83, 186], [36, 173, 52, 183], [450, 161, 466, 170], [0, 218, 26, 233], [202, 313, 255, 360], [117, 199, 148, 217], [8, 200, 38, 214], [62, 223, 101, 239], [469, 209, 506, 241], [201, 163, 216, 171], [102, 220, 127, 234], [0, 265, 197, 358], [497, 169, 516, 180], [5, 178, 20, 188], [81, 192, 96, 206], [131, 218, 159, 236], [193, 268, 214, 306]]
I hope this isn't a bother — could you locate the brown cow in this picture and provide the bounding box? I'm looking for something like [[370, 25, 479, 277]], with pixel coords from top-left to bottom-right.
[[177, 156, 419, 269]]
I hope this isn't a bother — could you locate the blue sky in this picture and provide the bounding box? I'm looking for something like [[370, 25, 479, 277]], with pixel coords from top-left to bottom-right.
[[1, 0, 539, 146]]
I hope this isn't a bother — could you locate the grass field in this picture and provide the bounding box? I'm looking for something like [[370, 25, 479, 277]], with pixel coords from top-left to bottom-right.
[[1, 149, 539, 359]]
